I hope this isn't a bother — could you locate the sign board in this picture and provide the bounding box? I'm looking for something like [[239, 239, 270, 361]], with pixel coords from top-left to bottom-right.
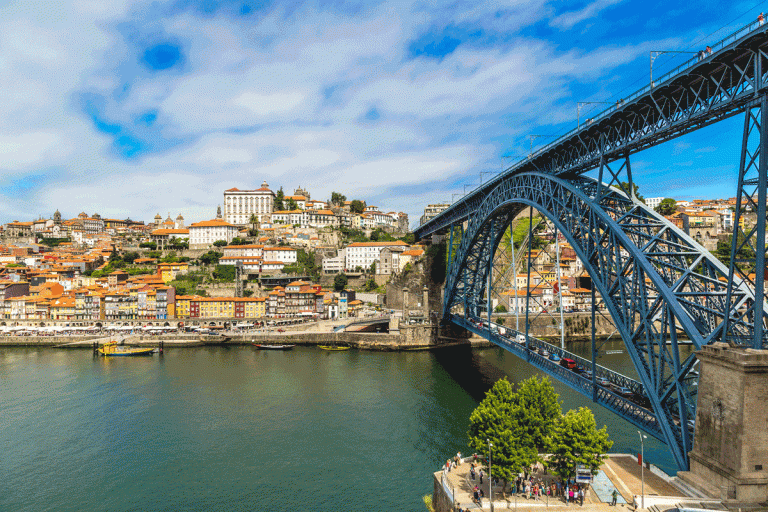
[[575, 467, 593, 484]]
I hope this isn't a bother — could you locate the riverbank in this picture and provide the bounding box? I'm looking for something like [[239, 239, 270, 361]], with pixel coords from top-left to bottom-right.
[[0, 331, 493, 351]]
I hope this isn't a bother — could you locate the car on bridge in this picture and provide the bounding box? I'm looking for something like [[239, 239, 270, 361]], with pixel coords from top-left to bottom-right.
[[614, 386, 634, 397], [596, 376, 611, 387], [560, 358, 577, 369]]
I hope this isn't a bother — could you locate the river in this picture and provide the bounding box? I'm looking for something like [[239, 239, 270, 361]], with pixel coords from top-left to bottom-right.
[[0, 341, 686, 511]]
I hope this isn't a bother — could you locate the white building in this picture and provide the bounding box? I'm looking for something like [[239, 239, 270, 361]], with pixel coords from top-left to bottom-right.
[[223, 180, 275, 226], [419, 203, 450, 226], [345, 241, 409, 270], [262, 247, 297, 264], [188, 219, 239, 249], [645, 197, 664, 209], [323, 249, 346, 274]]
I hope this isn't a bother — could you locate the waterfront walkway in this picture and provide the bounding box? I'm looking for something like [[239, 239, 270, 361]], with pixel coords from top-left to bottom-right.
[[437, 454, 698, 511]]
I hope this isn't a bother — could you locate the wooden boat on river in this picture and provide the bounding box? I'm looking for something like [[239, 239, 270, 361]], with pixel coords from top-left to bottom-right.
[[318, 345, 351, 351], [98, 342, 156, 357], [253, 344, 295, 350]]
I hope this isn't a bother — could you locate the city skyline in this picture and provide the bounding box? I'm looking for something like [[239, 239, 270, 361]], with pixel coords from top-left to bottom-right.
[[0, 0, 760, 226]]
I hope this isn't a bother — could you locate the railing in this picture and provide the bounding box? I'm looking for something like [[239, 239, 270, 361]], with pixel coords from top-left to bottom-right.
[[424, 19, 768, 233], [451, 313, 665, 438]]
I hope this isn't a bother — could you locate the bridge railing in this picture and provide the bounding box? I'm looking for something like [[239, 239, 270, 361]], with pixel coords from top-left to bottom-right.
[[451, 313, 664, 438]]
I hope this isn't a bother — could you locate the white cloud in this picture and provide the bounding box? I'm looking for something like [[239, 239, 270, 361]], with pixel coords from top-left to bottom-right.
[[550, 0, 623, 30]]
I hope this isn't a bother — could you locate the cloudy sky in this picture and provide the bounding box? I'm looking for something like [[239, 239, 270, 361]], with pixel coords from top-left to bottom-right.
[[0, 0, 764, 227]]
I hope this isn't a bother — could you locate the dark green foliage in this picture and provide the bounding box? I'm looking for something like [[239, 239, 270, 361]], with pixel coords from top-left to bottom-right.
[[213, 264, 235, 281], [229, 237, 249, 245], [275, 187, 285, 210], [426, 242, 447, 284], [370, 229, 396, 242], [39, 237, 70, 247], [618, 181, 644, 203], [243, 289, 254, 297], [334, 273, 348, 291], [714, 232, 756, 267], [549, 408, 612, 480], [494, 304, 507, 313], [145, 251, 162, 259], [331, 191, 346, 206], [350, 199, 365, 213], [286, 198, 299, 210], [140, 241, 157, 250], [655, 198, 677, 216], [168, 238, 188, 250], [339, 226, 369, 243], [198, 251, 222, 266], [170, 271, 207, 296], [213, 240, 228, 247], [364, 278, 377, 291], [123, 251, 141, 264]]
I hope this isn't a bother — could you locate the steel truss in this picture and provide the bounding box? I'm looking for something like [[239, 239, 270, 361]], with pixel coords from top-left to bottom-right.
[[417, 23, 768, 238], [443, 172, 755, 470]]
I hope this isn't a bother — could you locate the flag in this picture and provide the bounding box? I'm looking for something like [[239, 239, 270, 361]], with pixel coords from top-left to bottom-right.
[[553, 282, 559, 294], [638, 453, 642, 465]]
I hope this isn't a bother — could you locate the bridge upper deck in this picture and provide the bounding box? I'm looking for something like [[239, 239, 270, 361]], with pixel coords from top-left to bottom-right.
[[416, 20, 768, 239]]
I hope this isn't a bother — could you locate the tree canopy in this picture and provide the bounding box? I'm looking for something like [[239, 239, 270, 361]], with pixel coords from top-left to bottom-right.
[[468, 378, 538, 484], [333, 272, 348, 291], [350, 199, 365, 213], [655, 198, 677, 216], [331, 191, 346, 206], [275, 187, 285, 210], [618, 181, 645, 203], [512, 376, 562, 453], [549, 407, 612, 480]]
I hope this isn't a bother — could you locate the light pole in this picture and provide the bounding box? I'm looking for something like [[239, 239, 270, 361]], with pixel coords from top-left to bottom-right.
[[650, 51, 697, 89], [577, 101, 612, 128], [638, 431, 647, 509], [488, 439, 494, 512]]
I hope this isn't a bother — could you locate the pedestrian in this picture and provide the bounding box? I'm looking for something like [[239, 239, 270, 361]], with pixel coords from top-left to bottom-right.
[[479, 468, 484, 484], [470, 466, 476, 481], [569, 487, 574, 504], [611, 489, 618, 506], [760, 12, 765, 26], [579, 487, 584, 506], [706, 45, 712, 56]]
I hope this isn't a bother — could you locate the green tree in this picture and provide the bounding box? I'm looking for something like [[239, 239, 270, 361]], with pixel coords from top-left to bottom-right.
[[331, 191, 346, 206], [275, 187, 285, 210], [618, 181, 645, 203], [549, 407, 612, 481], [495, 304, 508, 313], [213, 240, 228, 247], [369, 261, 376, 274], [468, 378, 538, 486], [364, 278, 377, 291], [249, 213, 258, 232], [334, 272, 348, 291], [243, 289, 254, 297], [213, 264, 236, 281], [286, 198, 299, 210], [655, 198, 677, 216], [140, 241, 157, 250], [199, 250, 222, 266], [350, 199, 365, 213], [512, 376, 562, 454], [714, 231, 756, 266]]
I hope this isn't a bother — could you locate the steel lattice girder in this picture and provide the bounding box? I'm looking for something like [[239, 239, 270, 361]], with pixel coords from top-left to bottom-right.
[[443, 172, 756, 470], [416, 25, 768, 239]]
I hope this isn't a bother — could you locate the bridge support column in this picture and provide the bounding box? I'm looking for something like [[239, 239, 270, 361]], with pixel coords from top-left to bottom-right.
[[679, 343, 768, 503]]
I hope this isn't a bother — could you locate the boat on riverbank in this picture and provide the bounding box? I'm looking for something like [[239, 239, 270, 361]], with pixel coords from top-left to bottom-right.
[[253, 344, 295, 350], [97, 342, 156, 357], [319, 345, 351, 351]]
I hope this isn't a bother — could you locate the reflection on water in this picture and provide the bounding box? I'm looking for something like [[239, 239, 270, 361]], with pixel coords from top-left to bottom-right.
[[0, 343, 682, 511]]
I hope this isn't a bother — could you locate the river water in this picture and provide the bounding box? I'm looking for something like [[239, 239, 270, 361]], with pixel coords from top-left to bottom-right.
[[0, 341, 686, 511]]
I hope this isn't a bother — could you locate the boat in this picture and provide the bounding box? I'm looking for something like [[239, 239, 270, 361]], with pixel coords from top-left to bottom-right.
[[98, 342, 156, 357], [253, 344, 295, 350], [319, 345, 351, 351]]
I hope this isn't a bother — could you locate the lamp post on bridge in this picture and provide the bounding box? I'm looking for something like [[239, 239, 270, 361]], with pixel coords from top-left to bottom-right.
[[577, 101, 612, 128], [527, 134, 557, 158], [638, 431, 647, 509], [650, 51, 697, 89]]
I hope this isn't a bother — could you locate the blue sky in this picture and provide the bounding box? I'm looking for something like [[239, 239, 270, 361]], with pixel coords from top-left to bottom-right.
[[0, 0, 765, 226]]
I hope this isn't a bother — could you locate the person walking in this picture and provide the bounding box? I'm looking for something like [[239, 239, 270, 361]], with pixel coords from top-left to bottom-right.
[[579, 487, 584, 506], [569, 487, 574, 505], [470, 465, 476, 481], [479, 468, 484, 484], [611, 489, 618, 506], [759, 12, 765, 26]]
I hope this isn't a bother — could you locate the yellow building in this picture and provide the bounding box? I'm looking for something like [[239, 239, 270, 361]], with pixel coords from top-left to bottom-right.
[[158, 262, 190, 284]]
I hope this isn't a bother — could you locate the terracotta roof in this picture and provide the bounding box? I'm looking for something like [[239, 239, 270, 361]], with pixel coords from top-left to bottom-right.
[[189, 219, 236, 228], [348, 241, 409, 247]]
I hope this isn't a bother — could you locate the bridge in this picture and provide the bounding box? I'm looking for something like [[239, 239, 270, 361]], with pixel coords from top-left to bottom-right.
[[415, 19, 768, 473]]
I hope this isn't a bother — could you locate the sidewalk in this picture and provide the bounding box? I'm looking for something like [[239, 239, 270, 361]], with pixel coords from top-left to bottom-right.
[[436, 454, 689, 511]]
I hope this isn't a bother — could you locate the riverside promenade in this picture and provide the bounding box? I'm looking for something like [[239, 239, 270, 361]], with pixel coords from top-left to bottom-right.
[[433, 454, 722, 512]]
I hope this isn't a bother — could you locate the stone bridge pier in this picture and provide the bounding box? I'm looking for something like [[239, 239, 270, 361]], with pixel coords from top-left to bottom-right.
[[679, 343, 768, 504]]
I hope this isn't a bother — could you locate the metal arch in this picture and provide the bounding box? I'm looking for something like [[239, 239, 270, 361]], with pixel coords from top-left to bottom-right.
[[443, 171, 756, 470], [416, 23, 768, 239]]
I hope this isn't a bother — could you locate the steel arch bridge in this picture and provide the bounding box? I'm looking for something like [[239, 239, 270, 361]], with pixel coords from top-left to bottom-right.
[[414, 21, 768, 470]]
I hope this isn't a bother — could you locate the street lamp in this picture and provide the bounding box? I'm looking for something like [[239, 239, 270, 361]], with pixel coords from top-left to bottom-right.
[[488, 439, 494, 512], [638, 431, 647, 509]]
